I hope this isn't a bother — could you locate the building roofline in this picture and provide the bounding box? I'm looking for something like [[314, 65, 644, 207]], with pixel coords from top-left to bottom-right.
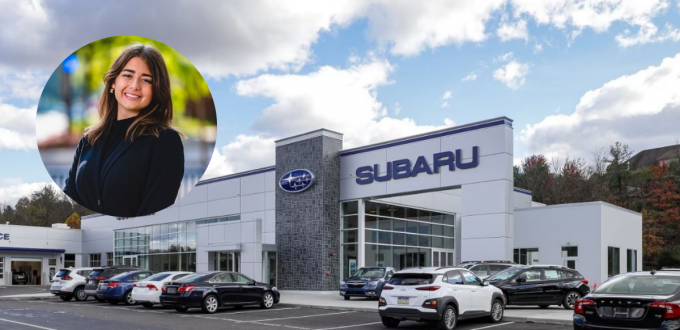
[[195, 166, 277, 186], [515, 201, 641, 216], [339, 117, 513, 157]]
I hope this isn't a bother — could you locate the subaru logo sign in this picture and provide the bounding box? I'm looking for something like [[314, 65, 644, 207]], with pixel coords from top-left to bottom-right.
[[279, 169, 316, 193]]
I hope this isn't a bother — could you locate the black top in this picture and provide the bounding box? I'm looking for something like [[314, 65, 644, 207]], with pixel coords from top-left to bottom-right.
[[63, 122, 184, 217]]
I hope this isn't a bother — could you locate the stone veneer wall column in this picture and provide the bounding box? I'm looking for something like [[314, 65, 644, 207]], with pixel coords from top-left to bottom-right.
[[275, 129, 343, 290]]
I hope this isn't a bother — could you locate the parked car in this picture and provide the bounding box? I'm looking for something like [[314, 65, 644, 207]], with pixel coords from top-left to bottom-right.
[[96, 270, 156, 305], [85, 266, 141, 302], [131, 271, 193, 308], [378, 267, 505, 329], [50, 268, 93, 301], [340, 267, 395, 300], [160, 271, 279, 314], [456, 261, 515, 279], [574, 269, 680, 329], [486, 264, 590, 310], [12, 271, 28, 285]]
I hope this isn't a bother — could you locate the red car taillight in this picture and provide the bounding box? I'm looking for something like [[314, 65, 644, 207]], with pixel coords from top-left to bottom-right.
[[382, 285, 394, 290], [178, 285, 194, 293], [650, 302, 680, 320], [147, 284, 158, 291], [62, 275, 72, 281], [574, 299, 594, 315], [98, 276, 105, 280], [107, 282, 120, 288], [416, 286, 441, 291], [378, 297, 386, 307], [581, 279, 589, 285], [161, 286, 166, 293]]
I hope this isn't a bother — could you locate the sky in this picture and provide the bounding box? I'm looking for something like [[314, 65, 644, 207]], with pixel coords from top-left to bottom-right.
[[1, 0, 680, 206]]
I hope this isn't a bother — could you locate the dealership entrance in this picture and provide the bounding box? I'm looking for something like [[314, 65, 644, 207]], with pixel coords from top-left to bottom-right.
[[11, 258, 42, 285]]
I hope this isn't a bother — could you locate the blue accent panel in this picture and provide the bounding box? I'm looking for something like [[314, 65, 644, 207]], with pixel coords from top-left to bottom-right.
[[196, 166, 276, 186], [513, 188, 532, 196], [0, 247, 66, 253], [340, 119, 511, 157]]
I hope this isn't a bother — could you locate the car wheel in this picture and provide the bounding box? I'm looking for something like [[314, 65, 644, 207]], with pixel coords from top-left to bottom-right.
[[489, 299, 504, 323], [175, 306, 189, 313], [381, 316, 400, 328], [74, 287, 87, 301], [59, 295, 73, 302], [123, 291, 135, 305], [538, 305, 549, 309], [437, 305, 457, 330], [260, 292, 275, 309], [563, 291, 581, 310], [142, 303, 154, 308], [344, 296, 350, 301], [201, 294, 219, 314]]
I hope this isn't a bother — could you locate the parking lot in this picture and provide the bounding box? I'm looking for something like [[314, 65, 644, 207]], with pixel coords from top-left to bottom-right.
[[0, 299, 572, 330]]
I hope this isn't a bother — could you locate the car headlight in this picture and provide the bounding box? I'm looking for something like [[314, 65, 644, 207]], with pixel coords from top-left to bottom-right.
[[368, 281, 378, 286]]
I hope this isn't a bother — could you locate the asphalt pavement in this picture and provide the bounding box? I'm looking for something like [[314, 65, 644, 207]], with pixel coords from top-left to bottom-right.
[[0, 299, 574, 330], [0, 286, 51, 297]]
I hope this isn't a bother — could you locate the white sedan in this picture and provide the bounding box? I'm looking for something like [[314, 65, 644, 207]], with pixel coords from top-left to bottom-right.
[[131, 271, 193, 307]]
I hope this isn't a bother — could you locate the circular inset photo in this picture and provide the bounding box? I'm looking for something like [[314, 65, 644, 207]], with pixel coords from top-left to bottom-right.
[[37, 36, 217, 218]]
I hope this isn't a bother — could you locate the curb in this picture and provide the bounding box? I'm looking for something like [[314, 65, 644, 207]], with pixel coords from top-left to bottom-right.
[[281, 303, 573, 326]]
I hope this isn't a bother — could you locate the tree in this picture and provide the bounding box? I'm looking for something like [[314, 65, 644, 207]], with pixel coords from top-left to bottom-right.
[[64, 213, 81, 229], [642, 163, 680, 269], [515, 155, 552, 204]]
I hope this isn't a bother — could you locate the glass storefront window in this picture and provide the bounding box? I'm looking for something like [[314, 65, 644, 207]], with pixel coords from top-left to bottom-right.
[[160, 224, 168, 235], [365, 216, 377, 229], [343, 216, 358, 229], [377, 203, 391, 217], [419, 222, 431, 235], [186, 221, 196, 232], [393, 233, 405, 245], [418, 210, 431, 222], [392, 219, 405, 232], [366, 230, 377, 243], [392, 206, 405, 219], [343, 230, 357, 243], [342, 201, 358, 215], [365, 202, 378, 215], [169, 222, 179, 233], [378, 218, 392, 231], [378, 231, 391, 245]]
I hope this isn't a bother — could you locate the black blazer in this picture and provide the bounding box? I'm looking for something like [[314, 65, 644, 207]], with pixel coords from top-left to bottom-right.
[[63, 128, 184, 217]]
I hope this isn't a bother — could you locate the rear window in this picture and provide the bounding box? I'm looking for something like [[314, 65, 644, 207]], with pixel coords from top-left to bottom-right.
[[56, 270, 70, 277], [145, 273, 171, 282], [597, 275, 680, 295], [89, 269, 104, 278], [487, 267, 525, 281], [353, 268, 385, 278], [388, 273, 434, 286], [109, 272, 132, 281], [176, 273, 212, 283]]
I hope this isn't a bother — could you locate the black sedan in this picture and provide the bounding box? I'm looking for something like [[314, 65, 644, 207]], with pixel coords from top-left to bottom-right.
[[486, 265, 590, 310], [573, 270, 680, 329], [160, 271, 280, 314]]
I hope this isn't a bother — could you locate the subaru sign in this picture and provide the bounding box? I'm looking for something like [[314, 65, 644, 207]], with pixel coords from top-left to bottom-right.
[[355, 146, 479, 185], [279, 169, 316, 193]]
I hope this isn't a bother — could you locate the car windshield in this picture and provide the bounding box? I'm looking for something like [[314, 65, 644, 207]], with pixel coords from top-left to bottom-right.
[[144, 273, 171, 282], [456, 264, 474, 269], [596, 275, 680, 295], [387, 273, 433, 285], [352, 268, 385, 278], [487, 267, 525, 281]]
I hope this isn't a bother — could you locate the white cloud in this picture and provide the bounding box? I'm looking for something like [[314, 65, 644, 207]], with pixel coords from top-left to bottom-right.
[[461, 72, 478, 82], [0, 67, 49, 101], [520, 52, 680, 160], [394, 102, 402, 115], [493, 60, 529, 90], [203, 59, 454, 177], [442, 91, 453, 100], [533, 43, 544, 53], [0, 180, 59, 207], [497, 17, 529, 41], [0, 103, 37, 150], [441, 101, 450, 108], [509, 0, 672, 47], [496, 52, 514, 62], [35, 110, 69, 144], [615, 22, 680, 47]]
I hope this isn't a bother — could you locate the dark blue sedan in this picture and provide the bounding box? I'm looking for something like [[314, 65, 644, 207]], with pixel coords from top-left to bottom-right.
[[97, 270, 156, 305], [340, 267, 395, 300]]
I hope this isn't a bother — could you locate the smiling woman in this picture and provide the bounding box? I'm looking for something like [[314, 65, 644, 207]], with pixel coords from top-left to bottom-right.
[[62, 44, 186, 217]]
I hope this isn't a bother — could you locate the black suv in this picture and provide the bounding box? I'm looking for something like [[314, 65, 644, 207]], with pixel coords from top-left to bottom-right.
[[12, 271, 28, 285], [84, 266, 141, 302], [457, 260, 516, 279], [574, 269, 680, 329], [486, 265, 590, 310]]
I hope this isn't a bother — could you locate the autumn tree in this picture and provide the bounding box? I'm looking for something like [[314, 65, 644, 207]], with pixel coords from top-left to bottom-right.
[[642, 163, 680, 269], [64, 213, 81, 229]]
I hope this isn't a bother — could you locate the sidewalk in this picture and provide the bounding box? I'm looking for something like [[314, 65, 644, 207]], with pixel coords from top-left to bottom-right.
[[278, 290, 572, 326]]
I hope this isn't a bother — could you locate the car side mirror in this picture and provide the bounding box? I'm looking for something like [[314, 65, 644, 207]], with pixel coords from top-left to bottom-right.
[[250, 280, 257, 285], [482, 280, 489, 287]]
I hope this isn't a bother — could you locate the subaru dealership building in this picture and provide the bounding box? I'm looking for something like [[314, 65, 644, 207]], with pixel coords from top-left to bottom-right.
[[0, 117, 642, 288]]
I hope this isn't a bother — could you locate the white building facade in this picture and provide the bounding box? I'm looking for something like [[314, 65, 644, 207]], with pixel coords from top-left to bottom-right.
[[0, 117, 642, 287]]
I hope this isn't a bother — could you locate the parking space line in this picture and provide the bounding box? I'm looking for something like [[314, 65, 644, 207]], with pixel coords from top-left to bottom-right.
[[0, 317, 60, 330], [315, 321, 382, 329], [230, 307, 300, 314], [236, 311, 355, 323], [250, 321, 311, 329], [470, 322, 515, 330]]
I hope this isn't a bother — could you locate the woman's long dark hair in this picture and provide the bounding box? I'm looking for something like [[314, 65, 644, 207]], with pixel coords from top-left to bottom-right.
[[85, 43, 185, 145]]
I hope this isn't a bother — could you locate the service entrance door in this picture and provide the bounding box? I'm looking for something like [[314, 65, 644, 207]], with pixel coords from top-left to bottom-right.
[[432, 249, 455, 267], [123, 256, 138, 267], [0, 257, 4, 285]]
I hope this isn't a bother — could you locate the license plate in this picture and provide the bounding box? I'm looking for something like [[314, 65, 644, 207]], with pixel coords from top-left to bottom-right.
[[99, 284, 107, 289], [398, 297, 409, 305], [168, 287, 177, 294]]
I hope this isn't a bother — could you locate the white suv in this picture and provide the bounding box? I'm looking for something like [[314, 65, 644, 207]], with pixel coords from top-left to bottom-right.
[[378, 267, 505, 329], [50, 268, 94, 301]]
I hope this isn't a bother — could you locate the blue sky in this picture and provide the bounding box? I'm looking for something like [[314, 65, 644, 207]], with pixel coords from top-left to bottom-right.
[[1, 0, 680, 206]]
